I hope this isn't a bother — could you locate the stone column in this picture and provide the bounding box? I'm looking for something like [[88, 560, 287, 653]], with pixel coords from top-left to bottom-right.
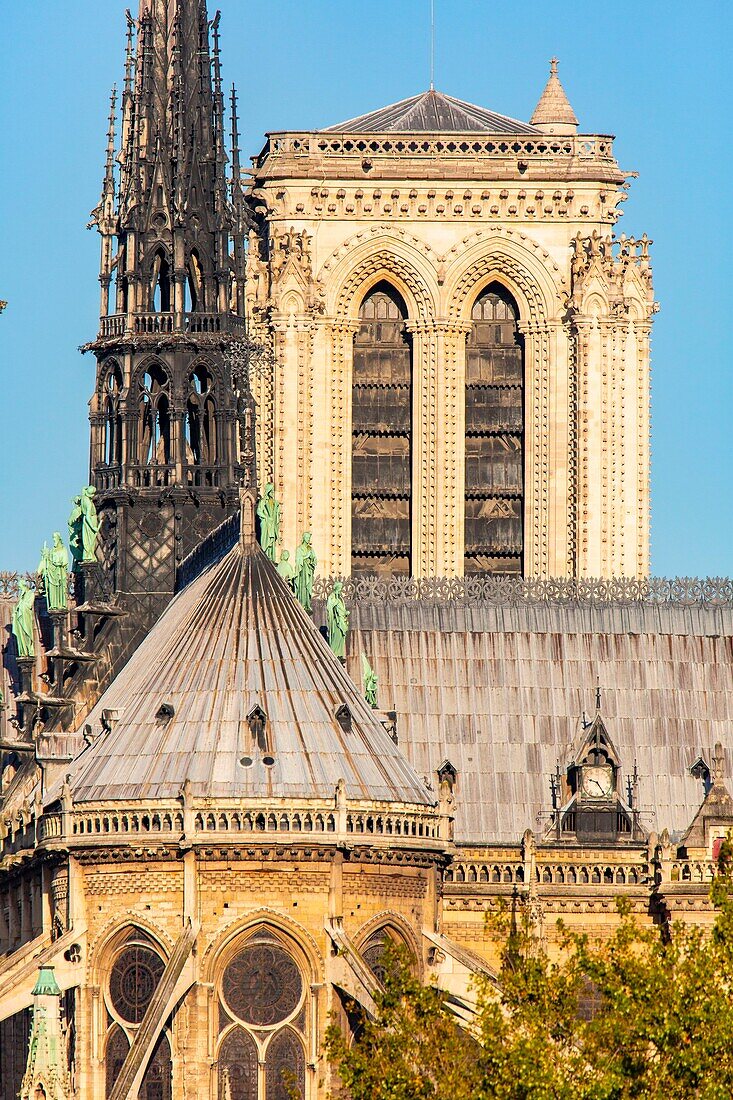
[[406, 321, 436, 579], [324, 319, 359, 577], [20, 878, 31, 943], [294, 316, 316, 544], [633, 320, 652, 577], [519, 320, 553, 578], [432, 320, 471, 577], [0, 889, 8, 952], [572, 316, 601, 578], [269, 314, 297, 554]]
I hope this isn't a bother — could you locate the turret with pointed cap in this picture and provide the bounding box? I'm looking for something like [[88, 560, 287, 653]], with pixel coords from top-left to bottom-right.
[[19, 967, 71, 1100], [531, 58, 579, 135]]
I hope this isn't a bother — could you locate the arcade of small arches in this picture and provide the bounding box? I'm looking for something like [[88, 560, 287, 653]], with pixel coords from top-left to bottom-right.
[[95, 358, 222, 489], [106, 242, 229, 319], [93, 917, 414, 1100]]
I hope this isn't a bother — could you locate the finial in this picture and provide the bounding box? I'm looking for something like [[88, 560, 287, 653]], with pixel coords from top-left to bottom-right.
[[713, 741, 726, 785], [595, 680, 602, 713], [550, 57, 559, 75]]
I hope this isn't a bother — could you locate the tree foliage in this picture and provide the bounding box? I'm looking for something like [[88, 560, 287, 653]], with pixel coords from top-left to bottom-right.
[[326, 852, 733, 1099]]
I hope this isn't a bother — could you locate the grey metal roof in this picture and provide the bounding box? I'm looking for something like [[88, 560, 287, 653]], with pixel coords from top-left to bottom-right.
[[62, 544, 433, 807], [323, 90, 540, 134], [341, 600, 733, 844]]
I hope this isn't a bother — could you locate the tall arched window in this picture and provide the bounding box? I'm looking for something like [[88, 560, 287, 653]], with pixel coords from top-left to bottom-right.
[[465, 284, 524, 574], [150, 249, 171, 312], [186, 364, 217, 469], [104, 933, 172, 1100], [217, 931, 308, 1100], [186, 250, 205, 312], [104, 362, 123, 467], [138, 364, 171, 468], [352, 282, 412, 575]]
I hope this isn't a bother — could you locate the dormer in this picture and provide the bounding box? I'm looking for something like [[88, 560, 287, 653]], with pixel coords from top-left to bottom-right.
[[549, 702, 643, 844], [680, 742, 733, 860]]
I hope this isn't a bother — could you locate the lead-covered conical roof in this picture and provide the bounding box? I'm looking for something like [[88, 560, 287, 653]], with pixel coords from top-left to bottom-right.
[[60, 531, 433, 808], [324, 89, 539, 134], [530, 59, 578, 133]]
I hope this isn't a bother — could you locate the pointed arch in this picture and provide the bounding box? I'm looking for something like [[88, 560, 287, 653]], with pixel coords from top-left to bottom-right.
[[186, 248, 205, 312], [149, 247, 172, 312], [464, 281, 524, 574], [137, 361, 172, 468], [102, 360, 124, 468], [444, 228, 563, 324], [186, 359, 217, 470], [327, 235, 439, 323], [217, 1028, 258, 1100], [352, 280, 413, 575]]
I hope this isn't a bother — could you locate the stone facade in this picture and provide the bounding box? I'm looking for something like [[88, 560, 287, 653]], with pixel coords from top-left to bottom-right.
[[0, 5, 726, 1100], [246, 96, 656, 578]]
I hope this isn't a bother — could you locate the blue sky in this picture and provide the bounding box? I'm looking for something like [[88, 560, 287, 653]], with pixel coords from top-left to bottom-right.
[[0, 0, 730, 575]]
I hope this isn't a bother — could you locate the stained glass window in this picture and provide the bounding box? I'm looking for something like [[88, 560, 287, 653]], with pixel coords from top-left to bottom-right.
[[265, 1028, 305, 1100], [218, 1028, 258, 1100], [222, 944, 302, 1027], [109, 944, 164, 1024]]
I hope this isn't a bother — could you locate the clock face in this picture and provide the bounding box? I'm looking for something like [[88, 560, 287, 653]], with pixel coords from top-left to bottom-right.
[[581, 764, 614, 798]]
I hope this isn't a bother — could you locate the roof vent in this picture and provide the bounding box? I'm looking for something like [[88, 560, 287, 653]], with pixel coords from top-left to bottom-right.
[[156, 702, 175, 721], [247, 705, 269, 752], [335, 704, 352, 734]]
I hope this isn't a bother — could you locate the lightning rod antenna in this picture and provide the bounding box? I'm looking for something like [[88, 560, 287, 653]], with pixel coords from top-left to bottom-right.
[[430, 0, 436, 91]]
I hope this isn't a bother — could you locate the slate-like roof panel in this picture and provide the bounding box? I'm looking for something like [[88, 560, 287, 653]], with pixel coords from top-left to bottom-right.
[[323, 89, 539, 134], [61, 544, 433, 808], [343, 601, 733, 844]]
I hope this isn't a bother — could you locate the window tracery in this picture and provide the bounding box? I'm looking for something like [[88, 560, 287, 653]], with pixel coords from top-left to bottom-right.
[[222, 942, 302, 1027], [217, 931, 308, 1100], [185, 363, 217, 468], [103, 362, 123, 467], [103, 933, 171, 1099], [138, 364, 172, 467]]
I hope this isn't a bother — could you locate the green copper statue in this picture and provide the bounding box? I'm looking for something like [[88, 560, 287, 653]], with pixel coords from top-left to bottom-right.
[[295, 532, 316, 613], [326, 581, 349, 660], [256, 483, 281, 563], [68, 495, 83, 572], [276, 549, 297, 591], [39, 533, 70, 611], [81, 486, 99, 562], [12, 579, 35, 659], [362, 654, 379, 709]]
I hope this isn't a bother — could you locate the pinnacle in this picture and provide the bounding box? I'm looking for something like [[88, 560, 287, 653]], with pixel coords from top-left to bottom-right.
[[530, 57, 578, 132]]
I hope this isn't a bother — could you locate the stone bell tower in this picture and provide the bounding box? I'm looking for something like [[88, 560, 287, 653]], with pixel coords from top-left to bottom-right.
[[86, 0, 251, 625]]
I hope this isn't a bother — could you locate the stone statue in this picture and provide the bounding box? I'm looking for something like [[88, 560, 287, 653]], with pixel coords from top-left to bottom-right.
[[68, 496, 83, 572], [12, 579, 35, 659], [39, 533, 70, 612], [294, 532, 316, 613], [81, 486, 99, 562], [326, 581, 349, 660], [362, 654, 378, 709], [256, 483, 281, 562], [276, 549, 296, 591]]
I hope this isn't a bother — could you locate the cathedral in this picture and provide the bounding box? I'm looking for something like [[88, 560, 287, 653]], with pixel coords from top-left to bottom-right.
[[1, 3, 732, 1099]]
